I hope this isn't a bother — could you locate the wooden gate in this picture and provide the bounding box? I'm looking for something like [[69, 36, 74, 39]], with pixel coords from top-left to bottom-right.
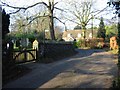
[[13, 49, 38, 63]]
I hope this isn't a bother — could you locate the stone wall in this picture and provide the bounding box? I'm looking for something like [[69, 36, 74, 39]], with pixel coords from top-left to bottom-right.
[[38, 42, 76, 60]]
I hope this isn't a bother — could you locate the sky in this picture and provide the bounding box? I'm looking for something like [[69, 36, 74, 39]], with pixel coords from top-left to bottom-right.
[[0, 0, 116, 31]]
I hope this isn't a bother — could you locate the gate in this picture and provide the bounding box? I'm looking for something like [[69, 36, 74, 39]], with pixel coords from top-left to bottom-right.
[[13, 49, 38, 63]]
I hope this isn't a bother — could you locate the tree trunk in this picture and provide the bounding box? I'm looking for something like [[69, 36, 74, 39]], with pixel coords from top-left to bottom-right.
[[49, 12, 55, 40], [82, 25, 86, 47], [48, 1, 55, 40], [83, 30, 86, 39], [82, 26, 86, 39]]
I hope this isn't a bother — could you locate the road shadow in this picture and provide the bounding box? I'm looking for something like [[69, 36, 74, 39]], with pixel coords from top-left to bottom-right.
[[2, 49, 117, 89], [74, 49, 105, 58]]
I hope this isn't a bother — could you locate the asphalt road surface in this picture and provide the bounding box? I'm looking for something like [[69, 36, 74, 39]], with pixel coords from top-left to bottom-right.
[[3, 49, 118, 89]]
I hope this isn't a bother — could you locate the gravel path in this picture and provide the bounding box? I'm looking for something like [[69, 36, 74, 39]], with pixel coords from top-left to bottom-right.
[[3, 49, 118, 89]]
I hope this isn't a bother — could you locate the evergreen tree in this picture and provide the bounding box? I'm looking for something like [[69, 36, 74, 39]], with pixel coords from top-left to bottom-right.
[[2, 9, 15, 85], [97, 17, 106, 39], [2, 9, 10, 39]]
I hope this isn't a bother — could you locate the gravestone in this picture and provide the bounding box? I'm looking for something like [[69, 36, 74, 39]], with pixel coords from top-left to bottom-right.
[[33, 39, 38, 50], [21, 38, 29, 47]]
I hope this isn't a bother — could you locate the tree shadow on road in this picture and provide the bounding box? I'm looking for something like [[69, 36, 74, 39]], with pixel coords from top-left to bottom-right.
[[74, 49, 105, 58], [3, 49, 117, 89]]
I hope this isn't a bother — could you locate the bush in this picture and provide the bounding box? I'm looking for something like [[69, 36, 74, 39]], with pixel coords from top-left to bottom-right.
[[75, 38, 105, 49], [96, 42, 105, 49], [73, 41, 78, 48], [73, 40, 82, 48], [76, 40, 81, 48]]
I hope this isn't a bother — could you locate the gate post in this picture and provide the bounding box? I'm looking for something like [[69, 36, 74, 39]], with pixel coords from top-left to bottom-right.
[[35, 49, 38, 61], [24, 48, 27, 61]]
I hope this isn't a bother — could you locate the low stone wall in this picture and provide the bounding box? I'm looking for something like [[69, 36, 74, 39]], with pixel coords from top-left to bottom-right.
[[38, 42, 76, 60]]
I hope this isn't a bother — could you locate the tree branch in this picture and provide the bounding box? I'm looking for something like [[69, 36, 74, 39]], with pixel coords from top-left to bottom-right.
[[64, 16, 80, 25], [54, 16, 69, 30], [54, 7, 66, 12], [54, 16, 65, 25], [8, 9, 21, 15], [0, 1, 49, 11], [54, 2, 59, 6], [85, 6, 109, 25], [21, 15, 49, 27], [93, 6, 109, 17]]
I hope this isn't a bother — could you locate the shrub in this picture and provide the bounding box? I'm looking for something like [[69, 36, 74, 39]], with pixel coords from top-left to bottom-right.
[[96, 42, 105, 49], [76, 38, 105, 49], [73, 41, 78, 48], [76, 40, 81, 48], [74, 40, 81, 48]]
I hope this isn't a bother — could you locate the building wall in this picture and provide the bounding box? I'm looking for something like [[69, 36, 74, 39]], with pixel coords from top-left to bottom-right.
[[62, 29, 98, 41]]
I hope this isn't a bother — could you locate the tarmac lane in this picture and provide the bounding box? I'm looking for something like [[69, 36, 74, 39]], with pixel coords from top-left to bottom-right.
[[3, 49, 118, 89]]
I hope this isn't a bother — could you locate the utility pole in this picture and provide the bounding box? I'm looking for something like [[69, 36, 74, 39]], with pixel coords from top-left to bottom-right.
[[91, 15, 94, 38]]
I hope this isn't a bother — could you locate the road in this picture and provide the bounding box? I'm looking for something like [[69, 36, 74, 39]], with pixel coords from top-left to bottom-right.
[[3, 49, 118, 89]]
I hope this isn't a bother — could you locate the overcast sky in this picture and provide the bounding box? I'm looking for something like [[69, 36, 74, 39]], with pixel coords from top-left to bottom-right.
[[0, 0, 116, 30]]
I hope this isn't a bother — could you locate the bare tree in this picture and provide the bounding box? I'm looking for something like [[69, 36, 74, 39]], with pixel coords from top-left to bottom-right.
[[0, 0, 64, 40], [63, 0, 108, 39], [10, 12, 27, 32]]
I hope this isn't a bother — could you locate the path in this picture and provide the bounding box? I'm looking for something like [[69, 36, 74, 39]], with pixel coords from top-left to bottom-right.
[[3, 49, 118, 89]]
